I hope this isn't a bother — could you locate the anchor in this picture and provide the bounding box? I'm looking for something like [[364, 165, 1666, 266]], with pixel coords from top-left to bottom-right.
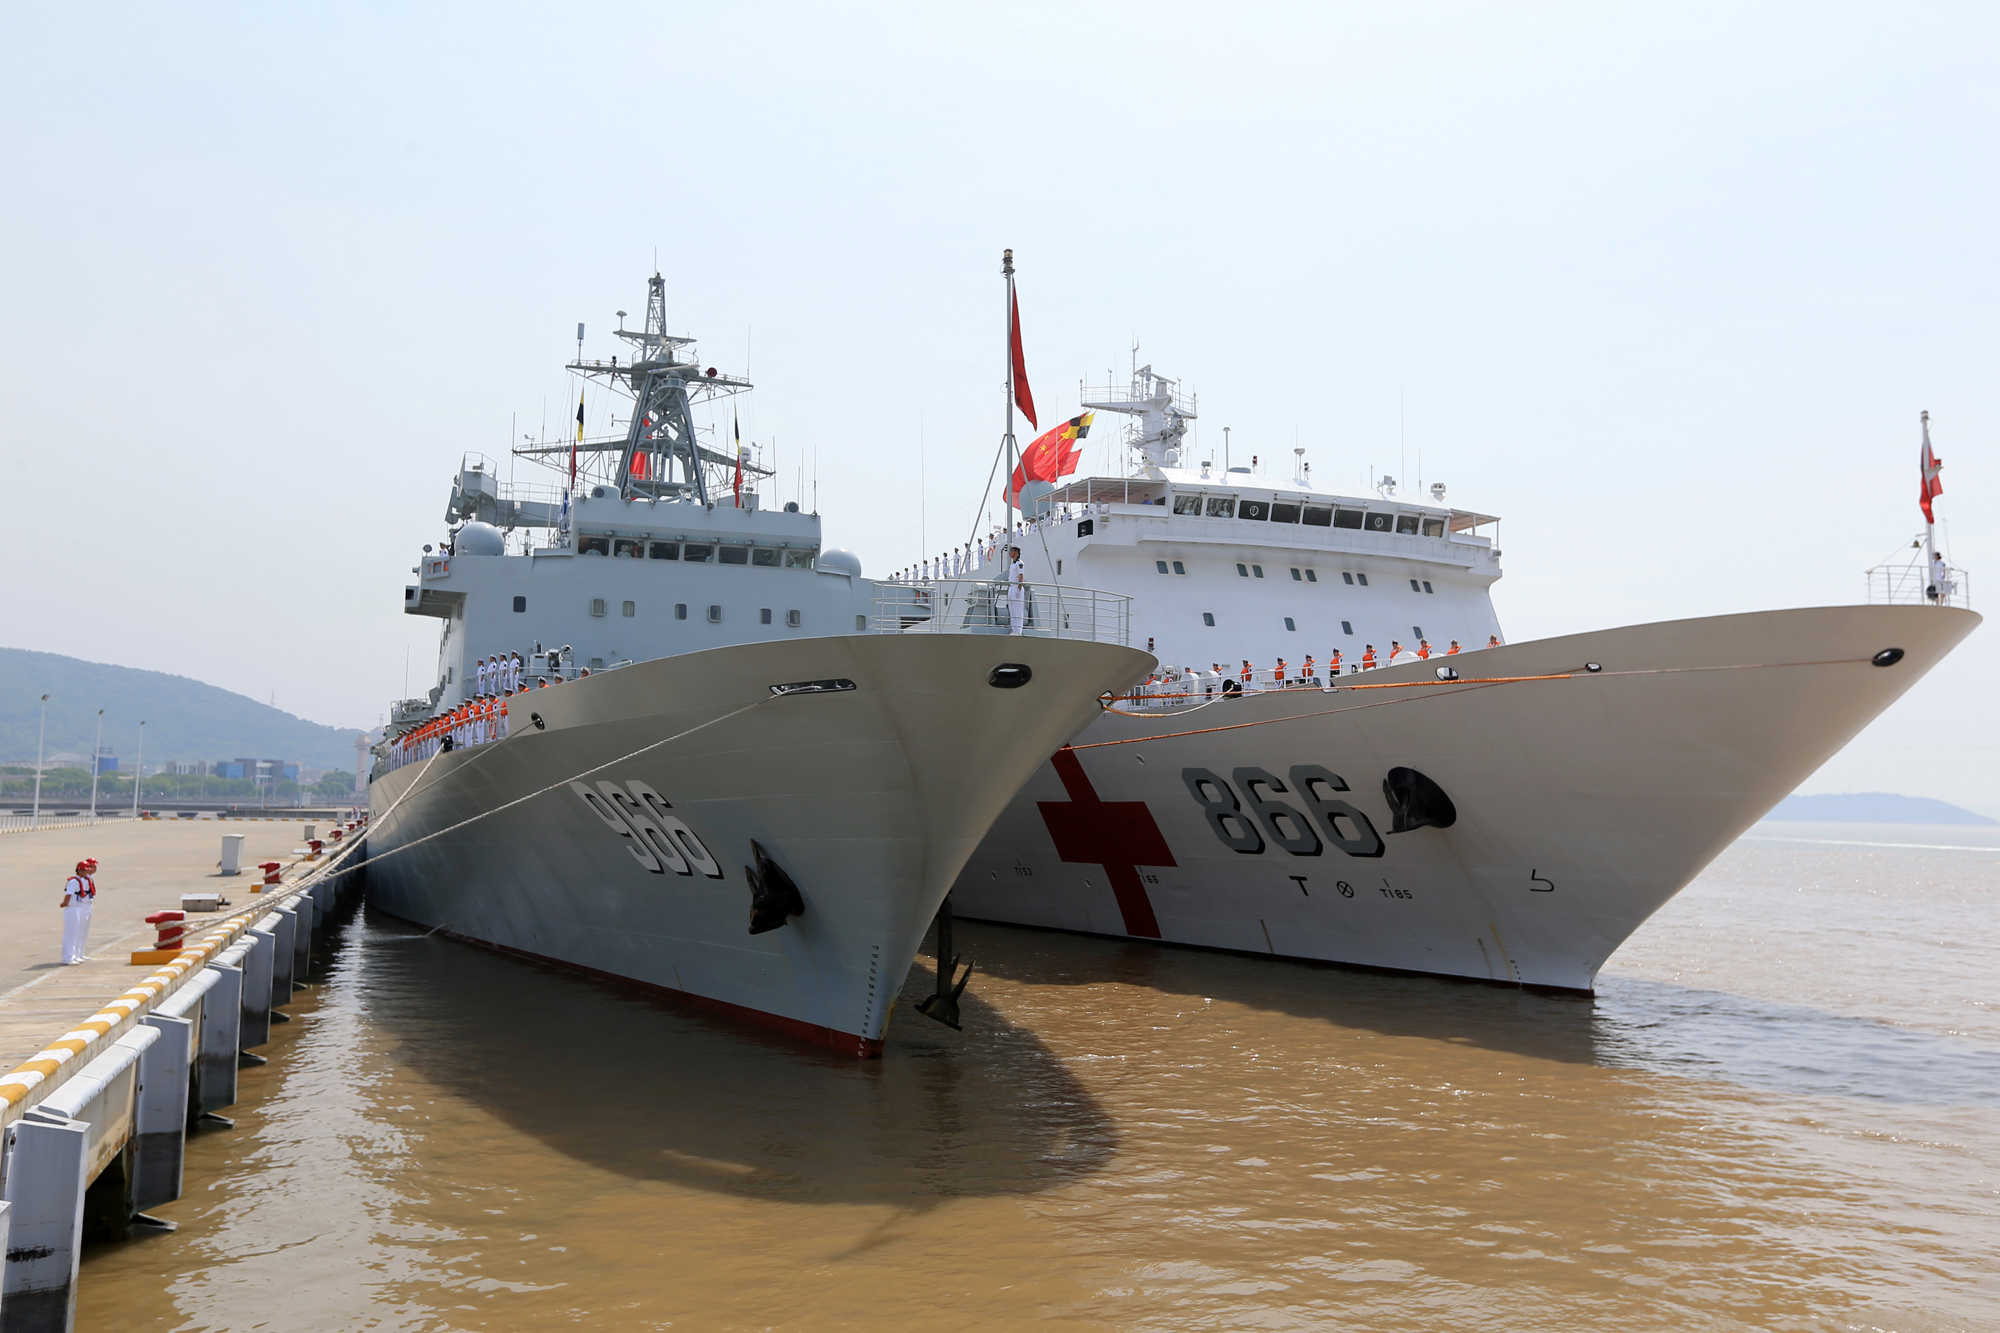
[[744, 841, 806, 935], [916, 894, 973, 1030]]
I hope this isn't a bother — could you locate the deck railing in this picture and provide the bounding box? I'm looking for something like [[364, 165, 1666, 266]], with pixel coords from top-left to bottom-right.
[[1866, 557, 1972, 609], [870, 580, 1133, 646]]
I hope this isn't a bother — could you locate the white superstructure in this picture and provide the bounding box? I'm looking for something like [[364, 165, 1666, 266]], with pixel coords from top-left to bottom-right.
[[950, 364, 1980, 991]]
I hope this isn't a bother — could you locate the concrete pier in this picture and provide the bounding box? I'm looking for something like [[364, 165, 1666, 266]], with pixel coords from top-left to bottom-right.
[[0, 818, 365, 1331]]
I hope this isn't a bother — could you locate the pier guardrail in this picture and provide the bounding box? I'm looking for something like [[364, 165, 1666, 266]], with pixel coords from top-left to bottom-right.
[[870, 580, 1132, 646]]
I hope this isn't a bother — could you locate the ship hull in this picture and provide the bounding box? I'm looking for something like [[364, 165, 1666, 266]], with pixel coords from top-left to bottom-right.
[[951, 605, 1979, 990], [367, 633, 1151, 1053]]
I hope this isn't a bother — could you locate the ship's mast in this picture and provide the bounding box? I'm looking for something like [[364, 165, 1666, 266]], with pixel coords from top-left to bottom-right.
[[1081, 355, 1196, 475]]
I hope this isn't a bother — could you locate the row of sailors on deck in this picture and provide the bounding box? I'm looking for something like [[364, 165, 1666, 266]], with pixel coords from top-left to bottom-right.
[[889, 510, 1095, 583], [386, 696, 510, 769], [1139, 635, 1504, 694]]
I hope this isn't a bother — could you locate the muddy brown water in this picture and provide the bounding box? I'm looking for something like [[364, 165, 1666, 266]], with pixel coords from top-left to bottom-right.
[[74, 821, 2000, 1331]]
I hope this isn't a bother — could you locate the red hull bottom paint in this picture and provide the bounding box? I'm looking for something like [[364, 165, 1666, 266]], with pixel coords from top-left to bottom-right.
[[371, 907, 883, 1058]]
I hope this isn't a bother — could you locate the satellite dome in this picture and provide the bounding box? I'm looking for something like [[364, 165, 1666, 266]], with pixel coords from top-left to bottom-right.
[[456, 522, 505, 556], [816, 548, 862, 577]]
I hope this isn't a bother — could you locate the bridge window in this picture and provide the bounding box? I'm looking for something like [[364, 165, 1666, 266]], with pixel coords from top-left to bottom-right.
[[1422, 518, 1445, 537], [784, 549, 816, 569], [1205, 496, 1236, 518], [719, 546, 749, 565], [613, 538, 643, 558], [1411, 579, 1422, 592], [1364, 513, 1394, 533], [1333, 509, 1364, 530], [1396, 515, 1420, 535], [1238, 500, 1269, 521], [649, 541, 679, 560], [1303, 506, 1333, 527], [682, 543, 713, 563], [752, 548, 780, 568], [579, 535, 610, 556], [1271, 502, 1300, 523], [1342, 571, 1354, 585], [622, 601, 636, 617], [1173, 493, 1203, 516], [1236, 563, 1248, 577], [590, 599, 606, 617], [1342, 620, 1354, 635], [512, 596, 526, 612], [1202, 612, 1216, 626], [1357, 573, 1370, 586], [1423, 581, 1434, 594]]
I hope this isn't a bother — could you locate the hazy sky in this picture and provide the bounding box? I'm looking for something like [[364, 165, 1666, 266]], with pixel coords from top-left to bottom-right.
[[4, 3, 1993, 807]]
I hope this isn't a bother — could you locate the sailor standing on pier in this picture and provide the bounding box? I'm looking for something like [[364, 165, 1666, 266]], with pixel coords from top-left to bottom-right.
[[61, 858, 97, 965], [1007, 546, 1026, 634]]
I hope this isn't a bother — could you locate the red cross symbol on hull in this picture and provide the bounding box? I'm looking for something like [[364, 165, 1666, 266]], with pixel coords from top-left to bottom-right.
[[1035, 748, 1174, 938]]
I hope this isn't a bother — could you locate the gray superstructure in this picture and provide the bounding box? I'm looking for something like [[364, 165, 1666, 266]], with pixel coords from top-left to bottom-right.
[[369, 276, 1151, 1054]]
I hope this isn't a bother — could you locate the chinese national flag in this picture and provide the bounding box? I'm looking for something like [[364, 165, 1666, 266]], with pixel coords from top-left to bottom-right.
[[1007, 412, 1094, 505]]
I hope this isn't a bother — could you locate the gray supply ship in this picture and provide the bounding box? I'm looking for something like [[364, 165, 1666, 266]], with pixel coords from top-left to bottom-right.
[[945, 366, 1979, 990], [367, 275, 1148, 1054]]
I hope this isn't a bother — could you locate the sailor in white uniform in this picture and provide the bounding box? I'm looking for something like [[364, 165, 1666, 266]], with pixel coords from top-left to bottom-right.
[[1007, 546, 1026, 635], [476, 657, 490, 696], [61, 858, 97, 965]]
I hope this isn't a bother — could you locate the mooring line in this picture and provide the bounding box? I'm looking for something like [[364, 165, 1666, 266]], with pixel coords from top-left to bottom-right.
[[332, 697, 771, 880]]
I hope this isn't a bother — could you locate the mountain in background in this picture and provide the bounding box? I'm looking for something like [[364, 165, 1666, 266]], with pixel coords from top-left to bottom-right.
[[1, 647, 365, 770], [1765, 792, 1998, 826]]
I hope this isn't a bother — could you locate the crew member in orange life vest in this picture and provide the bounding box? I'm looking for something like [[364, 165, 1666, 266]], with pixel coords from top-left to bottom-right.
[[1447, 640, 1461, 655], [1302, 655, 1315, 682], [1273, 658, 1286, 685], [1361, 645, 1377, 670], [1330, 648, 1342, 676], [1240, 660, 1253, 684], [61, 858, 98, 965]]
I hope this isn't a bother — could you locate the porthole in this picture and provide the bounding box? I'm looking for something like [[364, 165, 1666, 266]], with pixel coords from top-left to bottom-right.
[[1342, 571, 1354, 585], [590, 598, 606, 617], [1413, 625, 1424, 638], [1341, 620, 1354, 635], [1202, 612, 1216, 627], [760, 608, 773, 624], [856, 614, 867, 631], [1056, 560, 1063, 575], [675, 603, 688, 620], [786, 609, 801, 627], [1423, 581, 1434, 594], [1290, 568, 1302, 581], [1236, 563, 1249, 577], [622, 600, 636, 618], [1410, 579, 1421, 592], [708, 605, 722, 623], [1305, 570, 1317, 583], [512, 595, 527, 612], [1157, 560, 1170, 574], [1172, 561, 1186, 575], [1252, 565, 1265, 578], [1284, 617, 1296, 631]]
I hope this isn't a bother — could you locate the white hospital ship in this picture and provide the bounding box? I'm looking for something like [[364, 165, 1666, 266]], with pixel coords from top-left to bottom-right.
[[366, 275, 1148, 1054], [948, 365, 1979, 990]]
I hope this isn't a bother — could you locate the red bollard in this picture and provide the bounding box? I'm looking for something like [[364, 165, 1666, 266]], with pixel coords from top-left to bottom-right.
[[258, 861, 282, 889], [307, 839, 324, 857], [131, 910, 187, 965]]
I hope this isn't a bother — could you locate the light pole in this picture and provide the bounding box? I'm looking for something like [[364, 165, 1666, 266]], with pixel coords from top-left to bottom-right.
[[89, 709, 104, 823], [131, 721, 146, 819], [31, 694, 49, 829]]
